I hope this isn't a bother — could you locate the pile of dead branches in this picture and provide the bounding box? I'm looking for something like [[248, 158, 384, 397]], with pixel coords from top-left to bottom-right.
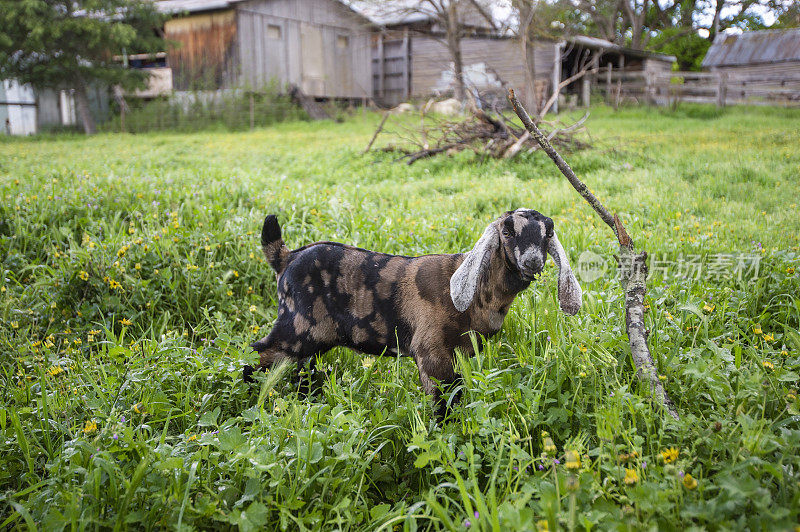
[[364, 103, 591, 165]]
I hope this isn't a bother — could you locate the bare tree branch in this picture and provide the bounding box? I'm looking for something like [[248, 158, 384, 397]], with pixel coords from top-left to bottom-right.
[[507, 88, 680, 420]]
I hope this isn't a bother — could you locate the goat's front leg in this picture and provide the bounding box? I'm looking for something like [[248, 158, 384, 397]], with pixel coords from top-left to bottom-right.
[[413, 347, 462, 420]]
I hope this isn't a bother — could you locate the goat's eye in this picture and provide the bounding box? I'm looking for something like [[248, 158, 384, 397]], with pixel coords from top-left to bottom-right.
[[501, 228, 511, 237], [546, 229, 554, 238]]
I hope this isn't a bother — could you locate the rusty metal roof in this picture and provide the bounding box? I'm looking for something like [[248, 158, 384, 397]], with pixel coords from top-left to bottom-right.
[[702, 28, 800, 67]]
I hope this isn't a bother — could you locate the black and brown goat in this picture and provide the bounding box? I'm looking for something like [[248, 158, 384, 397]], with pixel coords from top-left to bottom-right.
[[244, 210, 582, 416]]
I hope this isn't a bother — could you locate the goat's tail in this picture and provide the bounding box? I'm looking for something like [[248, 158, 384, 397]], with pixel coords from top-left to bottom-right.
[[261, 215, 290, 274]]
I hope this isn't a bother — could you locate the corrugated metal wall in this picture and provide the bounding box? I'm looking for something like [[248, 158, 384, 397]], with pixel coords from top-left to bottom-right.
[[237, 0, 372, 98]]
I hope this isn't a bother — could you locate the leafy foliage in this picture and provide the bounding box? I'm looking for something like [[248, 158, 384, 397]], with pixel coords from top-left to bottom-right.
[[647, 28, 711, 71], [1, 106, 799, 529], [0, 0, 165, 133]]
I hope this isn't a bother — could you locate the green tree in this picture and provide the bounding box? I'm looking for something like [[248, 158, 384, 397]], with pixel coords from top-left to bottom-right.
[[0, 0, 165, 134], [648, 27, 711, 71]]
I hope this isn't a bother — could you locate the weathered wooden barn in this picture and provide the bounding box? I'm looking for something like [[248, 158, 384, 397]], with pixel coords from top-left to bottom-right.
[[702, 28, 800, 79], [157, 0, 374, 98], [360, 7, 675, 110]]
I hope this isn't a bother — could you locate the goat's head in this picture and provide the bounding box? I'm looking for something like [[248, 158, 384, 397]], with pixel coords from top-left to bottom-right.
[[450, 209, 582, 315]]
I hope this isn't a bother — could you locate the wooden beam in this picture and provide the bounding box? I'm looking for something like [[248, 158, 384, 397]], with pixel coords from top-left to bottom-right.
[[551, 42, 562, 114]]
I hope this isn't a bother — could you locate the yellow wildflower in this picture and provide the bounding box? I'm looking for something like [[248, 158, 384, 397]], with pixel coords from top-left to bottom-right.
[[249, 305, 257, 313], [703, 303, 714, 313], [48, 366, 64, 377], [226, 290, 233, 296], [11, 321, 19, 329], [683, 473, 698, 490], [536, 519, 549, 531], [188, 434, 198, 442], [565, 450, 581, 470], [542, 434, 557, 455], [665, 311, 673, 321], [788, 267, 795, 275], [623, 468, 639, 485], [362, 357, 375, 369], [763, 334, 774, 342], [753, 325, 763, 335], [79, 270, 89, 281], [119, 318, 132, 326], [134, 263, 141, 271], [763, 360, 774, 370], [133, 403, 143, 414], [579, 344, 588, 353], [780, 350, 788, 357], [83, 420, 98, 434], [661, 447, 679, 463]]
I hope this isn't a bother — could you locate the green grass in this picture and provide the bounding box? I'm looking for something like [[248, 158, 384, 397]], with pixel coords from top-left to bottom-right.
[[1, 104, 799, 530]]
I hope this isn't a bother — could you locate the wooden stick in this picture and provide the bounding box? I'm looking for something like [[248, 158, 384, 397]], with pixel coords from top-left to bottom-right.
[[362, 112, 389, 154], [508, 90, 617, 234], [507, 88, 679, 420]]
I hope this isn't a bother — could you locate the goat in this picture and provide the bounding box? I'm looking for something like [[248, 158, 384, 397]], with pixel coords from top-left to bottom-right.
[[243, 210, 582, 417]]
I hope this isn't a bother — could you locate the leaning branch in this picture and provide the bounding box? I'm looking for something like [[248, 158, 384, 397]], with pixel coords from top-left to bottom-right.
[[508, 90, 617, 232], [507, 89, 679, 420]]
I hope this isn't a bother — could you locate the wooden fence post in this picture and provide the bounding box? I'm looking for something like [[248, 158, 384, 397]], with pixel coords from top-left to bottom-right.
[[605, 64, 612, 105], [716, 72, 727, 108]]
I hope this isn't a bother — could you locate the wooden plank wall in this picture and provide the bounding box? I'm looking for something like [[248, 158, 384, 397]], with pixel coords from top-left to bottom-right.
[[409, 35, 555, 108], [165, 10, 239, 90], [237, 0, 372, 98], [372, 31, 411, 106], [597, 69, 800, 107]]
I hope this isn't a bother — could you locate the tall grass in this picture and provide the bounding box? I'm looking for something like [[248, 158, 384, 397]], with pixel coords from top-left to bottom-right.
[[1, 105, 799, 529]]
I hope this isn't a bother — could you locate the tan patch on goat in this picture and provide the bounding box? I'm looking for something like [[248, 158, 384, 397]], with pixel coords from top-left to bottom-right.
[[293, 313, 311, 333], [351, 325, 368, 345], [310, 298, 336, 342], [376, 257, 406, 300], [320, 270, 332, 287], [352, 287, 374, 319], [285, 296, 296, 312], [371, 317, 388, 339]]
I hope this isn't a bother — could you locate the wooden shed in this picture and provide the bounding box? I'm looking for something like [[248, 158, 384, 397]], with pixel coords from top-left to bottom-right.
[[702, 28, 800, 79], [157, 0, 374, 98], [360, 6, 675, 110]]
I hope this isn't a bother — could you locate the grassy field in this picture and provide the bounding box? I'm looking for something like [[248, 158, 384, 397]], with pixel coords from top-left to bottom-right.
[[1, 105, 799, 530]]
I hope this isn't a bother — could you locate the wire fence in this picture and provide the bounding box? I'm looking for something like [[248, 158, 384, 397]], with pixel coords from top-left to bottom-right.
[[103, 86, 308, 133]]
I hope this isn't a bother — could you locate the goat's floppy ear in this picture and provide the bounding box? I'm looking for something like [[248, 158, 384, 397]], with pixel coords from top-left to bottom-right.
[[547, 233, 583, 316], [547, 231, 582, 315], [450, 222, 500, 312]]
